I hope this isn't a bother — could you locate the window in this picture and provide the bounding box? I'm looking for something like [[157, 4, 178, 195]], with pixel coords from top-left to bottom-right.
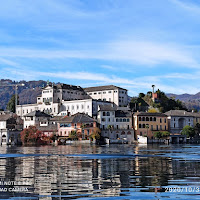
[[127, 125, 129, 129], [102, 118, 106, 122], [139, 124, 142, 128], [103, 92, 106, 94], [146, 117, 149, 121], [160, 118, 162, 123], [94, 92, 97, 95], [103, 112, 106, 116], [89, 93, 92, 95], [109, 98, 111, 101], [72, 106, 74, 110], [174, 123, 176, 128], [154, 117, 156, 121], [120, 118, 122, 122], [114, 90, 118, 93], [77, 105, 79, 109], [160, 125, 162, 130], [143, 124, 145, 128], [123, 118, 126, 122], [139, 117, 141, 121], [103, 98, 106, 101], [150, 117, 152, 121], [82, 105, 84, 109], [164, 118, 166, 123], [156, 125, 158, 130], [127, 119, 130, 122], [106, 112, 110, 116], [98, 92, 101, 94], [117, 125, 119, 129], [108, 118, 110, 122], [74, 123, 77, 128], [116, 118, 119, 122], [165, 125, 166, 130], [151, 125, 153, 130], [142, 117, 145, 121], [108, 91, 112, 93]]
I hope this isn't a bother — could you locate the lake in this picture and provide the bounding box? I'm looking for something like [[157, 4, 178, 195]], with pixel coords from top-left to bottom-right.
[[0, 144, 200, 199]]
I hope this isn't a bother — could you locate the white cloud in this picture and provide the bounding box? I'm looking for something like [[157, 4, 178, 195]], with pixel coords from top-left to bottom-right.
[[171, 0, 200, 14], [0, 39, 198, 68]]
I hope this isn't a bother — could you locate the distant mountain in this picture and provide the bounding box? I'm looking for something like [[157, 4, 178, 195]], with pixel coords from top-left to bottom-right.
[[0, 79, 47, 110], [166, 93, 200, 111]]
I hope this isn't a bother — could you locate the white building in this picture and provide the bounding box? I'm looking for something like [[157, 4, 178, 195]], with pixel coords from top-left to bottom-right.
[[23, 110, 51, 129], [97, 105, 134, 142], [84, 85, 128, 107], [0, 112, 23, 145], [16, 84, 122, 118]]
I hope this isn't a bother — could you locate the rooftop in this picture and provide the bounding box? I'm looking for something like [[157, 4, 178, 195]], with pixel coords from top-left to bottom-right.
[[134, 112, 168, 117], [98, 105, 116, 111], [84, 85, 127, 92], [24, 110, 51, 118], [45, 83, 85, 91], [115, 110, 132, 118], [165, 110, 200, 117], [60, 113, 97, 123]]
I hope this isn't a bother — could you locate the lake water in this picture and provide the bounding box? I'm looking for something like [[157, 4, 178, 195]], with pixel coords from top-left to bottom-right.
[[0, 144, 200, 200]]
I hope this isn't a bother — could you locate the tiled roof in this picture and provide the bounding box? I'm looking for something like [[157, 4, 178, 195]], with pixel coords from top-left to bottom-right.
[[115, 110, 132, 117], [98, 105, 116, 111], [24, 110, 51, 118], [60, 113, 97, 123], [0, 114, 12, 121], [84, 85, 127, 92], [46, 84, 85, 91], [37, 124, 58, 132], [134, 112, 167, 117], [165, 110, 200, 117]]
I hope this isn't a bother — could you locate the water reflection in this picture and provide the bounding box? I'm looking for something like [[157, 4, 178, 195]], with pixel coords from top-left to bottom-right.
[[0, 144, 200, 199]]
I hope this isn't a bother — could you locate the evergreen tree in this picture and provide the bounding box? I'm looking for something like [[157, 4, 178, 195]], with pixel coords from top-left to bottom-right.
[[7, 95, 19, 113]]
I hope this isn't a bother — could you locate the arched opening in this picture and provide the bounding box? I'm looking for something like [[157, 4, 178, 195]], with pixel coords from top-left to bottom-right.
[[178, 118, 185, 129]]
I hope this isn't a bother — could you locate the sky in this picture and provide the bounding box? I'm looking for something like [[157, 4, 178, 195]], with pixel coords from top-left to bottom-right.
[[0, 0, 200, 96]]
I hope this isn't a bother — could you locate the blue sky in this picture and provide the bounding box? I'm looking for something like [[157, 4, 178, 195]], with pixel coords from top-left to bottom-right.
[[1, 0, 200, 96]]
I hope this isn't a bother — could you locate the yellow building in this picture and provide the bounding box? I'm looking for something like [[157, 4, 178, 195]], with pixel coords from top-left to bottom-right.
[[134, 112, 168, 139]]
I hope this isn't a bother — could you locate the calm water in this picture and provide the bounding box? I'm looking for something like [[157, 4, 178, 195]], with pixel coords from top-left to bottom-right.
[[0, 144, 200, 200]]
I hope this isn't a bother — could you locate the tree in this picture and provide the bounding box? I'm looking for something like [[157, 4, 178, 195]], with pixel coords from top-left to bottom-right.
[[20, 126, 46, 145], [154, 131, 170, 139], [148, 108, 158, 113], [69, 130, 78, 140], [154, 131, 162, 139], [90, 127, 101, 140], [7, 94, 19, 113], [181, 125, 195, 138], [139, 93, 145, 98]]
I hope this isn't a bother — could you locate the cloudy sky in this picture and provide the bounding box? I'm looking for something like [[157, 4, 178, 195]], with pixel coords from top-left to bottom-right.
[[0, 0, 200, 96]]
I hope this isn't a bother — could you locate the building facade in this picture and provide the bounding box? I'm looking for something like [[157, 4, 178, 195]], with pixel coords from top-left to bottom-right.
[[16, 84, 119, 118], [134, 112, 168, 139], [84, 85, 128, 107], [165, 110, 200, 134], [97, 105, 134, 142], [0, 112, 23, 145], [57, 113, 98, 140]]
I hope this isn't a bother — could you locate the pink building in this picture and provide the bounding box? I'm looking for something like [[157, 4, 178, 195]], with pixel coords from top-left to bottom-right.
[[57, 113, 98, 140]]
